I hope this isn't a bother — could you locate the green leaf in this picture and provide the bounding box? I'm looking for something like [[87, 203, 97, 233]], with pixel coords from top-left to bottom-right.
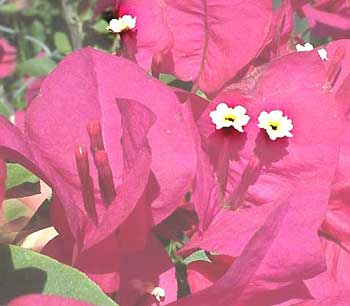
[[159, 73, 177, 85], [273, 0, 282, 10], [54, 32, 72, 55], [31, 21, 46, 54], [17, 57, 56, 77], [6, 163, 39, 190], [0, 4, 18, 14], [294, 15, 311, 42], [195, 89, 209, 101], [0, 244, 118, 306], [0, 103, 10, 117], [184, 250, 211, 265], [92, 19, 109, 33], [2, 200, 28, 221]]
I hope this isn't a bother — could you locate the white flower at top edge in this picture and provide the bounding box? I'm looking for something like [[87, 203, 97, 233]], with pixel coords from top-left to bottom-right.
[[295, 43, 329, 61], [209, 103, 250, 132], [106, 15, 137, 33], [257, 110, 293, 141]]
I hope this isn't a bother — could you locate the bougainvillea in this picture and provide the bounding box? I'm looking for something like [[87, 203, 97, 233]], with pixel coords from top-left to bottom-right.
[[1, 1, 350, 306]]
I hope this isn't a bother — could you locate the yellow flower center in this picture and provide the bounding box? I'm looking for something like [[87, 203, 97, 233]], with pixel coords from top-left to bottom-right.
[[268, 121, 280, 131], [224, 114, 236, 122]]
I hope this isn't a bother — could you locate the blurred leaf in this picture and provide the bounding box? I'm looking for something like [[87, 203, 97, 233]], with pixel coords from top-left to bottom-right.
[[310, 33, 330, 47], [0, 103, 10, 117], [78, 0, 92, 18], [6, 164, 39, 190], [54, 32, 72, 55], [17, 57, 56, 77], [294, 14, 311, 42], [159, 73, 177, 85], [92, 19, 109, 33], [168, 79, 193, 91], [196, 89, 209, 100], [0, 3, 18, 14], [2, 200, 28, 222], [184, 250, 211, 265], [0, 244, 118, 305], [273, 0, 282, 10], [31, 21, 46, 54]]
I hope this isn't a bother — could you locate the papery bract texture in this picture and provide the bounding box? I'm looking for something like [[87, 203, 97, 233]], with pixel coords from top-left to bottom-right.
[[301, 1, 350, 39], [179, 50, 346, 305], [8, 294, 93, 306], [117, 0, 274, 95], [168, 202, 313, 305], [0, 47, 195, 294], [303, 61, 350, 304], [24, 47, 196, 248]]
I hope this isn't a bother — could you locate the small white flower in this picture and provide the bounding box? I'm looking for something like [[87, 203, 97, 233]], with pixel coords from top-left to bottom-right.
[[130, 280, 165, 302], [257, 110, 293, 141], [296, 43, 329, 61], [106, 15, 137, 33], [317, 48, 329, 61], [296, 42, 314, 52], [150, 287, 166, 302], [209, 103, 250, 132]]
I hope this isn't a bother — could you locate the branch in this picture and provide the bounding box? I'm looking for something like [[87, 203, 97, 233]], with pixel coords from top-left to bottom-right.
[[61, 0, 82, 50]]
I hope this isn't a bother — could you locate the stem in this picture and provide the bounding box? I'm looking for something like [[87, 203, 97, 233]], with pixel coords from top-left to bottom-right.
[[0, 86, 15, 116], [61, 0, 82, 50], [12, 77, 35, 101], [0, 25, 52, 56]]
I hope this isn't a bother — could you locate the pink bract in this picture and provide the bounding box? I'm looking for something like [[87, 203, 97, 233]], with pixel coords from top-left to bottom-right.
[[178, 50, 346, 305], [300, 1, 350, 39], [0, 47, 196, 294], [8, 294, 93, 306], [303, 61, 350, 304], [25, 48, 196, 232], [168, 202, 314, 305], [116, 0, 274, 95]]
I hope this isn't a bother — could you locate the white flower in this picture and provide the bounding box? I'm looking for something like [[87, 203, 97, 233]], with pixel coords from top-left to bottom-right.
[[130, 280, 165, 302], [257, 110, 293, 141], [317, 48, 329, 61], [296, 42, 314, 52], [209, 103, 250, 132], [150, 287, 166, 302], [296, 43, 329, 61], [106, 15, 137, 33]]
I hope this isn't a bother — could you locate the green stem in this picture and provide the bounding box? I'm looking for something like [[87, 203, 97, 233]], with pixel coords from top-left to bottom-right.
[[0, 25, 52, 56]]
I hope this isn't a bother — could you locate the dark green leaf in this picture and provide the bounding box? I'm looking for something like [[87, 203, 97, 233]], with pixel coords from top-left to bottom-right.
[[184, 250, 211, 265], [0, 244, 118, 306], [6, 163, 39, 190], [17, 57, 56, 77]]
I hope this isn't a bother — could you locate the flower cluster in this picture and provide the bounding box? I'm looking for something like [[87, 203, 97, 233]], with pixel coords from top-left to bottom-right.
[[1, 1, 350, 306]]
